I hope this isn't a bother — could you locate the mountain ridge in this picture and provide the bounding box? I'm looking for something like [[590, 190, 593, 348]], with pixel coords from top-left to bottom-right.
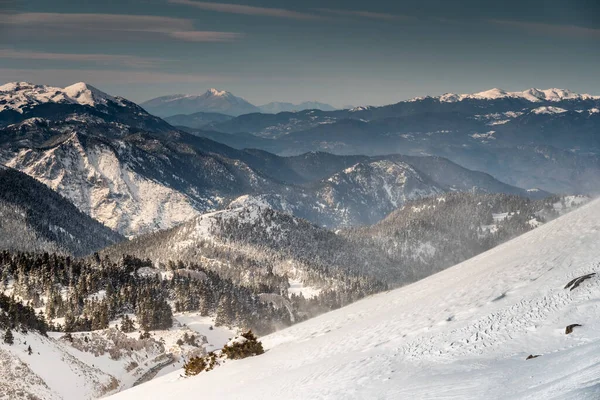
[[140, 89, 260, 117]]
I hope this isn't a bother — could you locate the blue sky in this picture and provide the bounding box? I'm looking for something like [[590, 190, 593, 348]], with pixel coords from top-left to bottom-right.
[[1, 0, 599, 106]]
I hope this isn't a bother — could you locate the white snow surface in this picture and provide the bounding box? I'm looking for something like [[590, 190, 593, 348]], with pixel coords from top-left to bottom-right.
[[0, 312, 237, 399], [531, 106, 569, 115], [111, 197, 600, 400]]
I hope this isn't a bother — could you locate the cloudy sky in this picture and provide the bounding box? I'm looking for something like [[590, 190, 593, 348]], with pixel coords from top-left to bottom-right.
[[1, 0, 599, 106]]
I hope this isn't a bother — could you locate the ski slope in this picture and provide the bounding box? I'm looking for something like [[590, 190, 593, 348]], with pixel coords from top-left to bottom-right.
[[110, 198, 600, 400]]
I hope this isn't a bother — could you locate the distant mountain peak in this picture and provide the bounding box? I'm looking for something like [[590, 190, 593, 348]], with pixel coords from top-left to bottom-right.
[[423, 87, 600, 103], [0, 81, 125, 113], [63, 82, 119, 107], [472, 88, 508, 98], [141, 89, 259, 117]]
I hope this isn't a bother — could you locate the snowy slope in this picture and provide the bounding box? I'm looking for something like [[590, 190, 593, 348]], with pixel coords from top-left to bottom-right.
[[110, 197, 600, 399], [0, 315, 237, 400]]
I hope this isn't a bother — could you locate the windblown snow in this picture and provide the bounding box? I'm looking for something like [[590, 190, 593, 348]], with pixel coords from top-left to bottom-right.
[[111, 197, 600, 400]]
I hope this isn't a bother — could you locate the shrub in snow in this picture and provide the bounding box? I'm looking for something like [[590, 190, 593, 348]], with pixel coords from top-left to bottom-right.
[[184, 356, 207, 376], [222, 330, 264, 360], [182, 331, 264, 376]]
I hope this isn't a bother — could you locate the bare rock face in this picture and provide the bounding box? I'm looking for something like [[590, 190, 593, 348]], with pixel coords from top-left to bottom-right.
[[564, 273, 596, 291]]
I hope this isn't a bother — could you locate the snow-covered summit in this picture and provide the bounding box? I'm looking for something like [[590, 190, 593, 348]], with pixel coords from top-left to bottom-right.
[[0, 81, 125, 113], [153, 89, 234, 103], [62, 82, 120, 107], [206, 88, 229, 97], [110, 197, 600, 399]]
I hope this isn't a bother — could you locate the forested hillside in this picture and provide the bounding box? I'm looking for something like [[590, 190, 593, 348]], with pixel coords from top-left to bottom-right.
[[343, 193, 586, 280], [103, 193, 587, 305], [0, 166, 124, 256]]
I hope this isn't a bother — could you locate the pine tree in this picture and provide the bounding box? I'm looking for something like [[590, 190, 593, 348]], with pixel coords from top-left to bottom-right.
[[3, 328, 14, 345], [120, 315, 136, 333]]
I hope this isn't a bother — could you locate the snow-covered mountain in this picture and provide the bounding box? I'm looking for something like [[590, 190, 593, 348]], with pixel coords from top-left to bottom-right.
[[0, 81, 556, 237], [102, 201, 403, 286], [0, 81, 125, 112], [140, 89, 260, 117], [0, 118, 283, 237], [109, 196, 600, 400], [141, 90, 337, 119], [259, 101, 336, 113], [0, 165, 123, 256], [0, 123, 538, 238], [207, 87, 600, 194], [311, 160, 444, 226], [0, 82, 174, 133], [218, 154, 547, 229], [425, 87, 600, 103]]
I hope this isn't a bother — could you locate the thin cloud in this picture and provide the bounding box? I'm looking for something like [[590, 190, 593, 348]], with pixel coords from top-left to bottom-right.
[[491, 19, 600, 38], [0, 68, 226, 85], [169, 31, 243, 42], [0, 49, 162, 68], [0, 12, 242, 42], [169, 0, 322, 20], [317, 8, 415, 21]]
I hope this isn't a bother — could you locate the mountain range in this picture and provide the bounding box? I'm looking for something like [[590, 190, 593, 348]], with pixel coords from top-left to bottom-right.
[[0, 79, 597, 400], [140, 88, 337, 118], [177, 87, 600, 194], [0, 81, 549, 237]]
